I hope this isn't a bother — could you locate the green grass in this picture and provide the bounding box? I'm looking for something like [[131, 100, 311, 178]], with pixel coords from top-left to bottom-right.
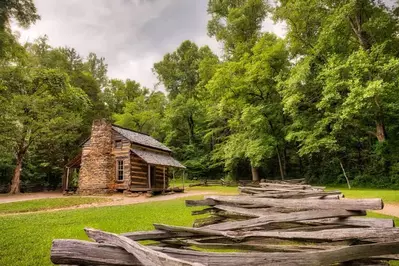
[[187, 185, 239, 194], [1, 187, 399, 265], [327, 187, 399, 203], [0, 196, 204, 266], [0, 197, 111, 214], [367, 211, 399, 225]]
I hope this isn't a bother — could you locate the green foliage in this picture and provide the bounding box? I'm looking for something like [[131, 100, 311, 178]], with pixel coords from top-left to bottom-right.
[[113, 91, 166, 138], [2, 0, 399, 189], [207, 0, 269, 56], [0, 0, 40, 61]]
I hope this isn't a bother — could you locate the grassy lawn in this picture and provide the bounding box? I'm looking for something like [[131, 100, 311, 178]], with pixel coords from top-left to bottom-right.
[[0, 196, 204, 266], [0, 197, 111, 214], [1, 187, 399, 266], [327, 187, 399, 203], [186, 185, 238, 194]]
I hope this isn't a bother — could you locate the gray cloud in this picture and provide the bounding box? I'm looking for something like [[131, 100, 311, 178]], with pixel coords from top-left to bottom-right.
[[14, 0, 285, 89]]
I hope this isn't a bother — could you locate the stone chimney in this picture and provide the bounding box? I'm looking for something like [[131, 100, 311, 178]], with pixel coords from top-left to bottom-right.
[[78, 119, 114, 194]]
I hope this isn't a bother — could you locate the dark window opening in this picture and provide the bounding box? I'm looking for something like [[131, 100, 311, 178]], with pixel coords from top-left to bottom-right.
[[150, 165, 156, 187], [117, 160, 124, 181], [115, 140, 122, 149]]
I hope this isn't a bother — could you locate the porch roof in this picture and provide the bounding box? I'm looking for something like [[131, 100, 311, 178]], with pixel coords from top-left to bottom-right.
[[131, 149, 185, 169]]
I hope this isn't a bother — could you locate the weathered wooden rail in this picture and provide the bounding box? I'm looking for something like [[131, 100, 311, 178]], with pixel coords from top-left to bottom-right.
[[50, 181, 399, 265]]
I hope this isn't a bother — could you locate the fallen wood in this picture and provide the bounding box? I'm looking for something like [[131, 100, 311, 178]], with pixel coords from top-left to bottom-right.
[[122, 230, 194, 241], [160, 238, 334, 252], [202, 209, 365, 230], [85, 228, 203, 266], [203, 195, 384, 210], [193, 216, 226, 227], [52, 182, 398, 265], [259, 183, 313, 190], [51, 239, 399, 266], [153, 224, 231, 239], [211, 204, 364, 220], [235, 227, 399, 242], [152, 223, 399, 242], [301, 217, 395, 228], [247, 190, 343, 199], [186, 198, 217, 207], [51, 239, 139, 266]]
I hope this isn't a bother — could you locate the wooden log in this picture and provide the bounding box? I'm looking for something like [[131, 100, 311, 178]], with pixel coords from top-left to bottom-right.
[[122, 230, 193, 241], [192, 208, 215, 216], [153, 223, 399, 242], [203, 209, 366, 231], [211, 205, 341, 218], [85, 228, 203, 266], [153, 224, 231, 239], [51, 239, 399, 266], [204, 195, 384, 210], [301, 217, 395, 228], [186, 198, 216, 207], [237, 227, 399, 242], [193, 216, 226, 228], [259, 183, 313, 190], [51, 239, 140, 265], [160, 238, 334, 252], [248, 190, 343, 199]]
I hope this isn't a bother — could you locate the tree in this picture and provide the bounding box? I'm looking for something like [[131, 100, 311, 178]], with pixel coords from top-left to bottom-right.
[[102, 79, 143, 114], [207, 0, 268, 57], [274, 0, 399, 184], [153, 41, 214, 99], [113, 91, 166, 138], [0, 0, 40, 61], [85, 52, 108, 88], [206, 33, 289, 181], [153, 41, 219, 177], [0, 66, 89, 193]]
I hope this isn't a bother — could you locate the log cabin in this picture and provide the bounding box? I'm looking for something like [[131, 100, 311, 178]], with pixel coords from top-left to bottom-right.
[[64, 120, 185, 194]]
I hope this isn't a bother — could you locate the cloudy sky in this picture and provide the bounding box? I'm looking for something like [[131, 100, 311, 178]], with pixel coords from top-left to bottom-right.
[[14, 0, 285, 90]]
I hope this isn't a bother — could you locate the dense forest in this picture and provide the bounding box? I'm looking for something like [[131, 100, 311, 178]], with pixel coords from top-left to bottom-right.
[[2, 0, 399, 193]]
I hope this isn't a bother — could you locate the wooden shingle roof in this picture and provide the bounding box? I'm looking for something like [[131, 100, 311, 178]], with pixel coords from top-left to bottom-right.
[[112, 125, 171, 152], [131, 149, 185, 168]]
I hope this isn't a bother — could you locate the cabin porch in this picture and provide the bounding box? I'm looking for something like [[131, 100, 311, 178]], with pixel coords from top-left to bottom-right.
[[129, 148, 186, 193]]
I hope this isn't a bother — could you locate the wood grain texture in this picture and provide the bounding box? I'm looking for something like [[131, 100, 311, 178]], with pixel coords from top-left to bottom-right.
[[204, 195, 384, 210], [51, 239, 399, 266], [85, 228, 203, 266]]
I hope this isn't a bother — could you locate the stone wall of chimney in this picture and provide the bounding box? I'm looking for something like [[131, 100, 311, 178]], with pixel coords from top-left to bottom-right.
[[78, 119, 114, 194]]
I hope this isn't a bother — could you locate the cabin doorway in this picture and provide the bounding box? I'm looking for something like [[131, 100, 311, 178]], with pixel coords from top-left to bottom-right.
[[150, 165, 156, 188]]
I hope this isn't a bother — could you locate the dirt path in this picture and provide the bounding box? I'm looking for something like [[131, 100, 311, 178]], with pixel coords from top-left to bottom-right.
[[0, 192, 66, 203], [374, 203, 399, 218], [4, 191, 399, 218], [0, 190, 214, 216]]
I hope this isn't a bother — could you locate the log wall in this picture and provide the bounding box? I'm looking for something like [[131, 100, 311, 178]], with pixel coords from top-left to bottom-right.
[[111, 131, 131, 190], [130, 153, 148, 188], [153, 165, 169, 189]]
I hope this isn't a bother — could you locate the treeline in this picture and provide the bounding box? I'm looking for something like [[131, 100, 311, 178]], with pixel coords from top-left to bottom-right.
[[2, 0, 399, 193]]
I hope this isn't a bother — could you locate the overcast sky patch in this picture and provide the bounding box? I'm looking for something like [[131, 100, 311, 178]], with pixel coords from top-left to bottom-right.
[[14, 0, 286, 90]]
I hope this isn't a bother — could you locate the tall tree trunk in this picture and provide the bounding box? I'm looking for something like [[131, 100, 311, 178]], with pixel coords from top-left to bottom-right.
[[375, 120, 386, 142], [276, 147, 285, 180], [9, 154, 24, 194], [251, 165, 259, 182], [187, 114, 195, 145], [283, 145, 288, 177]]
